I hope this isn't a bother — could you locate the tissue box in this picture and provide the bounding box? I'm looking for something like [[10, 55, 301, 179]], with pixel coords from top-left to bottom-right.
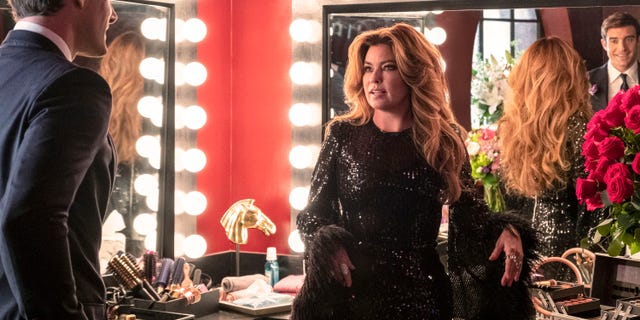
[[133, 288, 219, 317]]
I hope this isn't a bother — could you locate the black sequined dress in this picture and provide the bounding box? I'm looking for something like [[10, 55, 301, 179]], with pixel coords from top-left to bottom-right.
[[504, 113, 607, 259], [294, 120, 538, 320]]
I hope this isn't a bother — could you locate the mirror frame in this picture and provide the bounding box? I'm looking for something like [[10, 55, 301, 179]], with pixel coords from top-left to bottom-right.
[[0, 0, 176, 259]]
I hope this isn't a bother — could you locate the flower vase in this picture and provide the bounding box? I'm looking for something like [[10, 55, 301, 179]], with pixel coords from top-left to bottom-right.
[[483, 182, 505, 213]]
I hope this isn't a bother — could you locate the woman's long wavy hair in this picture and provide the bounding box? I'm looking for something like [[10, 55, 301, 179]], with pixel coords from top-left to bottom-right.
[[99, 31, 145, 164], [498, 36, 593, 197], [331, 23, 467, 203]]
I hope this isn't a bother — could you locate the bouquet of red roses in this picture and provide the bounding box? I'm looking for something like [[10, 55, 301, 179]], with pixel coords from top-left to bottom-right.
[[576, 84, 640, 256]]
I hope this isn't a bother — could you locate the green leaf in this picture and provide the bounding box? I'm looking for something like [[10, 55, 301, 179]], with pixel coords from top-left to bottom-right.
[[607, 238, 624, 256], [596, 219, 612, 236]]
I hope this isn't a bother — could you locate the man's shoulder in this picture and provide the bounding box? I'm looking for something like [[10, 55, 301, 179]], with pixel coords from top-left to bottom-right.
[[588, 63, 607, 76]]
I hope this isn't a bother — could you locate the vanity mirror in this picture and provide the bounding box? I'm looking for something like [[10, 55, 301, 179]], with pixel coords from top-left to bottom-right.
[[0, 0, 176, 261], [317, 0, 640, 128]]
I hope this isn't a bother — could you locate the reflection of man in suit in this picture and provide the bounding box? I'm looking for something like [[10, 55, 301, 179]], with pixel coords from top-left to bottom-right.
[[0, 0, 118, 319], [589, 12, 640, 111]]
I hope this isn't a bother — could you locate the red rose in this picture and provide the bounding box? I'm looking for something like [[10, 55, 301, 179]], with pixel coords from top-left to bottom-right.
[[632, 153, 640, 175], [576, 177, 599, 201], [581, 138, 599, 160], [586, 194, 604, 211], [602, 104, 626, 128], [593, 157, 615, 182], [621, 85, 640, 111], [597, 136, 625, 160], [603, 162, 631, 185], [606, 176, 634, 204], [625, 105, 640, 133]]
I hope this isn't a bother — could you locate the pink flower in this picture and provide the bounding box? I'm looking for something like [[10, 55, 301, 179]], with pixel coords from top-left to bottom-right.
[[603, 162, 630, 185], [606, 176, 634, 204], [632, 153, 640, 175], [586, 195, 604, 211], [625, 104, 640, 133], [589, 84, 598, 96], [597, 136, 625, 160], [576, 177, 599, 202]]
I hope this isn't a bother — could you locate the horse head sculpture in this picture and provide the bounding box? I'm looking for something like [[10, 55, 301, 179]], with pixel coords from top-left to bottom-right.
[[220, 199, 276, 244]]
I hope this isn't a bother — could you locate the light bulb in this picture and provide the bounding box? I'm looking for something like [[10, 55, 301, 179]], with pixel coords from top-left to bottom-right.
[[145, 189, 159, 212], [427, 27, 447, 45], [144, 232, 157, 251], [174, 189, 185, 215], [134, 173, 158, 196], [183, 234, 207, 258], [137, 96, 163, 119], [184, 62, 207, 86], [135, 135, 160, 158], [289, 187, 309, 210], [133, 213, 157, 235], [183, 191, 207, 216], [184, 18, 207, 43], [183, 148, 206, 173], [289, 145, 315, 169], [289, 62, 321, 85], [184, 105, 207, 130], [288, 230, 305, 253]]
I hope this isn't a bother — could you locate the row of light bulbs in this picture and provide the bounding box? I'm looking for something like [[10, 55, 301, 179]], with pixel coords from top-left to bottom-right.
[[133, 16, 209, 259]]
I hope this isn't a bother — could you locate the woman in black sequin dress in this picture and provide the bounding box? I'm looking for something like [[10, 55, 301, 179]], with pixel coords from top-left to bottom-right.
[[292, 23, 538, 320], [499, 37, 607, 263]]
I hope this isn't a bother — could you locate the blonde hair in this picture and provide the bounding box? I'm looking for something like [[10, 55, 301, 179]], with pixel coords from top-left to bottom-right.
[[99, 31, 145, 164], [498, 36, 592, 197], [332, 23, 467, 203]]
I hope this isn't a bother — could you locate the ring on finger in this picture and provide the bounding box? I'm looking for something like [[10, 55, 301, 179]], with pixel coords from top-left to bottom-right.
[[340, 263, 350, 275]]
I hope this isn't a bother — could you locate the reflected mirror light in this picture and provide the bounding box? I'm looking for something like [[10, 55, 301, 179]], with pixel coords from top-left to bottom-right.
[[133, 213, 157, 235], [137, 95, 163, 119], [134, 173, 158, 196]]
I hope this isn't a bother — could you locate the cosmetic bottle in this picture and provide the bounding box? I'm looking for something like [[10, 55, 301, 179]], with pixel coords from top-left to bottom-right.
[[264, 247, 279, 287]]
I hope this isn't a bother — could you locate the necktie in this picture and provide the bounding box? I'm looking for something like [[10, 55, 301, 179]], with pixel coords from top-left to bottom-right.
[[621, 73, 629, 91]]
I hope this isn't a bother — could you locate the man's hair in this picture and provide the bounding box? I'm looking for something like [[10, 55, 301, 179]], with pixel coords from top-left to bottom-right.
[[8, 0, 64, 19], [601, 11, 640, 39]]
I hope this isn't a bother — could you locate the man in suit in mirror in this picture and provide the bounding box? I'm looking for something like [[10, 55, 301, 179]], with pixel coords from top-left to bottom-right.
[[0, 0, 117, 319], [589, 12, 640, 111]]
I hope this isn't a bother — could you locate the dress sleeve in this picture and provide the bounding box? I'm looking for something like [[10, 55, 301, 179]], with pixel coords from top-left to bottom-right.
[[448, 145, 539, 319], [296, 122, 342, 244]]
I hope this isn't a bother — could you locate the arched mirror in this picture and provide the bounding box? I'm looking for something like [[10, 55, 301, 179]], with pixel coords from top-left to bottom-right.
[[0, 0, 176, 266]]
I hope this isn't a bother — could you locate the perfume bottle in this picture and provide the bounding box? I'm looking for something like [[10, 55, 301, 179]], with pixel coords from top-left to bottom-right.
[[264, 247, 280, 287]]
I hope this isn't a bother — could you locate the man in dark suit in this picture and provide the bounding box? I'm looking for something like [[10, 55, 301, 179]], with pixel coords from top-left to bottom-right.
[[589, 12, 640, 111], [0, 0, 117, 319]]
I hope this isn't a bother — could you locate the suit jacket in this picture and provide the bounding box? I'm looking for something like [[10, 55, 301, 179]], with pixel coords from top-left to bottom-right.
[[0, 30, 116, 319], [589, 62, 640, 111]]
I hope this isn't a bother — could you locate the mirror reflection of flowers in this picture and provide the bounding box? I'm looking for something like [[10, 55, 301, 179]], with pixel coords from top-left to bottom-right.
[[576, 84, 640, 256], [465, 124, 505, 212], [471, 50, 515, 126]]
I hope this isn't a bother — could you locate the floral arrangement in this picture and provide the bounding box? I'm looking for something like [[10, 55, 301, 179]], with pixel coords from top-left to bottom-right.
[[576, 84, 640, 256], [465, 124, 505, 212], [471, 50, 515, 127]]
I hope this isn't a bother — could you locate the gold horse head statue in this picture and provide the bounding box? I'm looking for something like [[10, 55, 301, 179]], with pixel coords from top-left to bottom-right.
[[220, 199, 276, 244]]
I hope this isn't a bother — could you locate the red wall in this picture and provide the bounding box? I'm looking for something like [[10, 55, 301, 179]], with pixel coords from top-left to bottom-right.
[[196, 0, 292, 254]]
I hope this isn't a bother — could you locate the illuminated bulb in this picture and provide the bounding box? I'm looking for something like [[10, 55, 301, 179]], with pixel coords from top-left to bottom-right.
[[157, 18, 167, 41], [174, 233, 186, 257], [183, 234, 207, 258], [134, 173, 158, 196], [175, 19, 186, 43], [133, 213, 157, 235], [289, 103, 312, 127], [150, 108, 163, 127], [175, 105, 186, 130], [135, 135, 160, 158], [184, 105, 207, 130], [184, 62, 207, 86], [183, 148, 206, 173], [140, 18, 161, 40], [183, 191, 207, 216], [139, 57, 165, 84], [289, 62, 321, 85], [288, 230, 305, 253], [144, 232, 157, 251], [431, 10, 444, 14], [145, 189, 159, 212], [289, 19, 322, 43], [174, 189, 185, 215], [184, 18, 207, 43], [289, 145, 314, 169], [427, 27, 447, 45], [289, 186, 309, 210], [137, 96, 162, 119], [174, 62, 186, 86], [174, 148, 185, 172], [148, 152, 161, 170]]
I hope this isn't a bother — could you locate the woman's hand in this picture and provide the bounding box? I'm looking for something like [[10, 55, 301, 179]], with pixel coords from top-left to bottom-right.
[[332, 247, 355, 287], [489, 225, 523, 287]]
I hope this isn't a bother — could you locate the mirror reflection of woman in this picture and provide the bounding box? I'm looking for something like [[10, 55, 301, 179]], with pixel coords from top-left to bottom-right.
[[499, 37, 606, 267], [293, 23, 538, 320], [98, 31, 146, 260]]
